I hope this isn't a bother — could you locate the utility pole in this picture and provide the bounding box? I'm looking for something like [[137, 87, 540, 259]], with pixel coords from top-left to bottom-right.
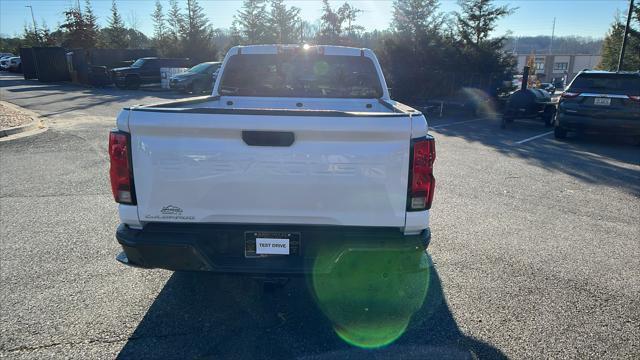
[[549, 17, 556, 54], [25, 5, 40, 44], [617, 0, 635, 71]]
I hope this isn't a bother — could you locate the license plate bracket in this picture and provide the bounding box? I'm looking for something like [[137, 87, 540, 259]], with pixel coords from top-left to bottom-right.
[[245, 231, 300, 257]]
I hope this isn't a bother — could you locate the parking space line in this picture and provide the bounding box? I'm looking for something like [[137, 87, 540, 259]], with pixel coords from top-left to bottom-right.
[[430, 117, 488, 129], [514, 131, 554, 144]]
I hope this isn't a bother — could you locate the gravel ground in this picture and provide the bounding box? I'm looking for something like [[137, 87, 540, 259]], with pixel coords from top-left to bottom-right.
[[0, 102, 34, 129]]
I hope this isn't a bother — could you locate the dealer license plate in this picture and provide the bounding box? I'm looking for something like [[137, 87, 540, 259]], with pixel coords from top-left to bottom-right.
[[244, 231, 300, 257]]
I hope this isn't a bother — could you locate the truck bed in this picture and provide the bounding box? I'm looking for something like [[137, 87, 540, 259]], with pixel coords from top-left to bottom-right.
[[129, 95, 417, 116], [120, 96, 420, 228]]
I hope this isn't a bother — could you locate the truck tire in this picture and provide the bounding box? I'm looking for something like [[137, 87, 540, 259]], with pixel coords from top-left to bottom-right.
[[501, 116, 513, 129], [126, 76, 141, 90], [192, 81, 205, 95], [554, 126, 567, 139]]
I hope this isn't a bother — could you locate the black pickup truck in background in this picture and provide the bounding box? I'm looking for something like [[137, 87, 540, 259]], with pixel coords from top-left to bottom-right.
[[111, 57, 190, 89]]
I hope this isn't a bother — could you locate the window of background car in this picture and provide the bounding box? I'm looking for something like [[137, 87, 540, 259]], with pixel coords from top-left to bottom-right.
[[188, 63, 211, 73], [131, 59, 145, 68], [569, 73, 640, 95]]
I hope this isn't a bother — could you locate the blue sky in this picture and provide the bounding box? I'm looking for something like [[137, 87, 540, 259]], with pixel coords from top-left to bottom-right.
[[0, 0, 630, 38]]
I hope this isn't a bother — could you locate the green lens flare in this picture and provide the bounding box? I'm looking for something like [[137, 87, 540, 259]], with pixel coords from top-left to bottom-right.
[[460, 87, 499, 119], [312, 248, 430, 349]]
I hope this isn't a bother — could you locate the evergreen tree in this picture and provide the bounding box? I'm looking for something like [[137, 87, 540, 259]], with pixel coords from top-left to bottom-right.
[[105, 0, 128, 48], [317, 0, 363, 44], [126, 28, 150, 48], [378, 0, 447, 100], [228, 23, 244, 50], [22, 24, 41, 47], [39, 21, 59, 46], [599, 3, 640, 71], [454, 0, 515, 94], [83, 0, 100, 47], [267, 0, 301, 43], [59, 1, 98, 49], [318, 0, 341, 43], [391, 0, 442, 45], [166, 0, 184, 56], [456, 0, 513, 46], [152, 0, 166, 41], [337, 3, 364, 37], [182, 0, 216, 62], [151, 0, 169, 55], [300, 20, 319, 43], [233, 0, 269, 44]]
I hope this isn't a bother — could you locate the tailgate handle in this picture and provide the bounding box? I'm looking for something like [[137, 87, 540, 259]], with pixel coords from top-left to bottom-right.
[[242, 131, 294, 147]]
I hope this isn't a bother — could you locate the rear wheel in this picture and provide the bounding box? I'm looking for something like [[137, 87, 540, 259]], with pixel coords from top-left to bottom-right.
[[192, 81, 205, 95], [181, 84, 192, 94], [501, 116, 513, 129], [125, 76, 140, 90], [543, 106, 556, 127], [554, 126, 567, 139]]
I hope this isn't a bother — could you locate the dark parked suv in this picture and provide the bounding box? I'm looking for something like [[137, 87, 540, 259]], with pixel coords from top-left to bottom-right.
[[111, 57, 190, 89], [555, 71, 640, 139]]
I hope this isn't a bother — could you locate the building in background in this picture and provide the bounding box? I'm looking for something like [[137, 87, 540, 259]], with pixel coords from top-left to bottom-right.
[[515, 54, 602, 87]]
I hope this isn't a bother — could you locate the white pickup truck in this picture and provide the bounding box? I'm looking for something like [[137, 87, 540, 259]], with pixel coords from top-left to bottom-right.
[[109, 45, 436, 274]]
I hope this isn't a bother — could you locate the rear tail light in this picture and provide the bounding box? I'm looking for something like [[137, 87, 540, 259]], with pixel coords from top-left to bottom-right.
[[408, 136, 436, 210], [561, 92, 581, 99], [109, 130, 136, 204], [628, 95, 640, 102]]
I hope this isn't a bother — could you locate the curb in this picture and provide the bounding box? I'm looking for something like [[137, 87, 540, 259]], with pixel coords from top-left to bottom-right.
[[0, 120, 42, 138], [0, 101, 46, 139]]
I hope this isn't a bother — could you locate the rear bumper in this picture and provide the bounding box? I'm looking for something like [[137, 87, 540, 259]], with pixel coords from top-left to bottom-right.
[[556, 113, 640, 135], [116, 223, 431, 274]]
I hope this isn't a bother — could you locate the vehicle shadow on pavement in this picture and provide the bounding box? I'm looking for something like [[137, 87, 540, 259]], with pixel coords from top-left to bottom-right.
[[1, 76, 184, 115], [116, 258, 506, 360], [435, 117, 640, 194]]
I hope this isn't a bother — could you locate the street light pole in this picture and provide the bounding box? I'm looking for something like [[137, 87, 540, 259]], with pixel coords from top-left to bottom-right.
[[25, 5, 41, 44], [617, 0, 635, 71]]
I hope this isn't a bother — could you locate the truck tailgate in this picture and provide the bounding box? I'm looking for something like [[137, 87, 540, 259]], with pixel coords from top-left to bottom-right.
[[128, 109, 411, 227]]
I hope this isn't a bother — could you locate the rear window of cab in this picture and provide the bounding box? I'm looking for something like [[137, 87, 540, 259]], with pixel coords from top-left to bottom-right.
[[218, 54, 383, 98]]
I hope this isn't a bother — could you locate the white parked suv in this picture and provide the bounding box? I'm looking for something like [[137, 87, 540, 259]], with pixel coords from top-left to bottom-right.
[[109, 45, 436, 274]]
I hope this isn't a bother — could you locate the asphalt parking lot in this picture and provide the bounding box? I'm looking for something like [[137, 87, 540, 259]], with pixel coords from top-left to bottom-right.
[[1, 72, 639, 359]]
